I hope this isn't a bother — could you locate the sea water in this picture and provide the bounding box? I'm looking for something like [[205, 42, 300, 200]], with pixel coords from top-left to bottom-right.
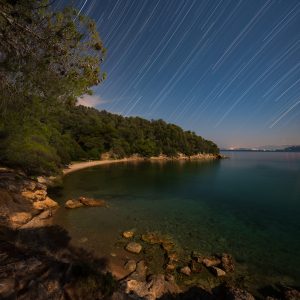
[[53, 151, 300, 290]]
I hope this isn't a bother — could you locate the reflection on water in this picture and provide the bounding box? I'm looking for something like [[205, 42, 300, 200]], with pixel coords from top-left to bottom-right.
[[53, 152, 300, 289]]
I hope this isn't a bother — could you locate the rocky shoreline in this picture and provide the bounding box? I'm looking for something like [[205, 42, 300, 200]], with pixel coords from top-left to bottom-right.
[[0, 168, 299, 299]]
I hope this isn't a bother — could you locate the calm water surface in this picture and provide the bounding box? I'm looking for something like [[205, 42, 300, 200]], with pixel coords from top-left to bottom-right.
[[53, 152, 300, 289]]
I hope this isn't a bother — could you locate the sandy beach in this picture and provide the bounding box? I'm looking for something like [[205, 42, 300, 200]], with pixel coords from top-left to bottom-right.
[[63, 154, 220, 175], [63, 157, 144, 175]]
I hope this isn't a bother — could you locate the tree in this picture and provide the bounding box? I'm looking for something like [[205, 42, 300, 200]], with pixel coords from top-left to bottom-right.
[[0, 0, 106, 112]]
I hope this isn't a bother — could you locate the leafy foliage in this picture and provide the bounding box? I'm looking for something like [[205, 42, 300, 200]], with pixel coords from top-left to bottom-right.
[[0, 0, 106, 111]]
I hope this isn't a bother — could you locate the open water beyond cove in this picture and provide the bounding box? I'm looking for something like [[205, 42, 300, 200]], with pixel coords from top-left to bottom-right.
[[53, 151, 300, 291]]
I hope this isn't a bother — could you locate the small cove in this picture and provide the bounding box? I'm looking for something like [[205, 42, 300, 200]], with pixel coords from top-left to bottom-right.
[[52, 151, 300, 292]]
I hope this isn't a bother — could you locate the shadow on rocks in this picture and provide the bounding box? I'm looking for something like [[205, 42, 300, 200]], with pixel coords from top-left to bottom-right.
[[0, 224, 116, 300]]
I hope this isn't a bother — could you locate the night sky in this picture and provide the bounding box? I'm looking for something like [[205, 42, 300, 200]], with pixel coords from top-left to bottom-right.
[[57, 0, 300, 148]]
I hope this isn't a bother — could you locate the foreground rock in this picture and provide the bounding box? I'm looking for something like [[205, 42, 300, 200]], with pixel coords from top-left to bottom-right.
[[123, 274, 180, 300], [0, 168, 58, 228], [125, 242, 142, 254]]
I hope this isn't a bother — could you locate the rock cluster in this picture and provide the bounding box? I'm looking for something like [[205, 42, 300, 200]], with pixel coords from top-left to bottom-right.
[[121, 260, 180, 300], [195, 252, 235, 277], [0, 168, 58, 228]]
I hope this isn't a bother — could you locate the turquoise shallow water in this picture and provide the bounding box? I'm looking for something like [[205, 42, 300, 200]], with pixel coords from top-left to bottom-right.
[[53, 151, 300, 289]]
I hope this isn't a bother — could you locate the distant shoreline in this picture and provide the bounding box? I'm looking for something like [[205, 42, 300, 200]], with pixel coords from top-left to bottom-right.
[[63, 153, 220, 175], [221, 149, 300, 153]]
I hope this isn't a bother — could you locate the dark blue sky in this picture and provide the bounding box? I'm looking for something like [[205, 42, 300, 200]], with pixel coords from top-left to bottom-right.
[[58, 0, 300, 148]]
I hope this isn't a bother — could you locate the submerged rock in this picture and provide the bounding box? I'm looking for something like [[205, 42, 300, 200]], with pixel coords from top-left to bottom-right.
[[202, 256, 221, 267], [211, 266, 226, 277], [141, 232, 162, 244], [125, 242, 142, 254], [124, 260, 137, 273], [65, 199, 84, 209], [180, 266, 191, 276], [122, 230, 134, 239], [79, 196, 106, 207]]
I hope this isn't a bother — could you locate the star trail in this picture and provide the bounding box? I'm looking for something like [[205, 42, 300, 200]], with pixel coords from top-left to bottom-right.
[[56, 0, 300, 148]]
